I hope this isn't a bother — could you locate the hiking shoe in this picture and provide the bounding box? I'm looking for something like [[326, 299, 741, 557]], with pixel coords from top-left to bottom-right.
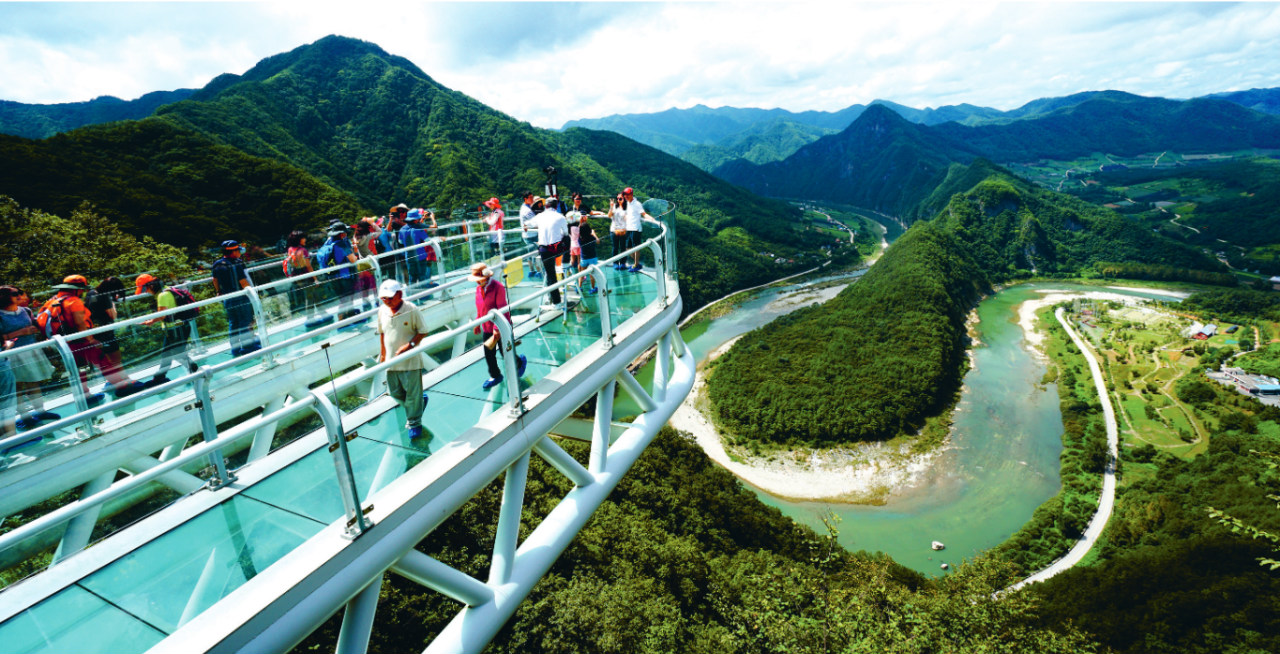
[[587, 287, 598, 295], [112, 380, 147, 398], [15, 415, 37, 430], [85, 393, 105, 407], [628, 265, 642, 273], [482, 375, 503, 390], [407, 426, 424, 440], [516, 354, 528, 377], [146, 374, 169, 388], [32, 411, 61, 422]]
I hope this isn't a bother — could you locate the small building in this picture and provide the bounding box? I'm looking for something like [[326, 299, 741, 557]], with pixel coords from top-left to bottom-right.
[[1225, 325, 1239, 334], [1253, 383, 1280, 397], [1182, 321, 1205, 338]]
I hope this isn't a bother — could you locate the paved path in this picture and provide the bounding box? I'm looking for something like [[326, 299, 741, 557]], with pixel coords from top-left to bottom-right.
[[1007, 307, 1118, 591]]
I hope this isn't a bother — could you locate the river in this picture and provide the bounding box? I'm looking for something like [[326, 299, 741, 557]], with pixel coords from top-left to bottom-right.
[[634, 275, 1179, 576]]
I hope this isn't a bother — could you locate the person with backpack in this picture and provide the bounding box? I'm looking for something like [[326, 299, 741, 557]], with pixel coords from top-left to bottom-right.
[[317, 222, 359, 317], [136, 275, 197, 386], [378, 205, 408, 283], [83, 277, 128, 373], [210, 240, 261, 357], [0, 286, 58, 429], [38, 275, 144, 401]]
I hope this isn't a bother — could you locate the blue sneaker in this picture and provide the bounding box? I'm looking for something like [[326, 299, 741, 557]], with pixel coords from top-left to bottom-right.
[[85, 393, 105, 407], [628, 264, 642, 273], [111, 380, 147, 398], [482, 375, 503, 390], [33, 411, 61, 422], [230, 346, 246, 358], [15, 415, 37, 430], [587, 287, 598, 295], [516, 354, 528, 377], [407, 426, 424, 440]]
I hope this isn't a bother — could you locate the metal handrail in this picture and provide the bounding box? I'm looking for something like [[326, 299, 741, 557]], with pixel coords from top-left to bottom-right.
[[0, 206, 676, 555]]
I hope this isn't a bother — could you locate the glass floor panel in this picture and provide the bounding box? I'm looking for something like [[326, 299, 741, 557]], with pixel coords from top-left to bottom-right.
[[0, 585, 165, 654], [358, 392, 506, 454], [426, 358, 554, 404], [79, 495, 325, 634], [242, 437, 427, 525]]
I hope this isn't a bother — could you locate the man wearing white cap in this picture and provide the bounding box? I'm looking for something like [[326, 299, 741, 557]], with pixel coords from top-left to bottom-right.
[[377, 279, 429, 439]]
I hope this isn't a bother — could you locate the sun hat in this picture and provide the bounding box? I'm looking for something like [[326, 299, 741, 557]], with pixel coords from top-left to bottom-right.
[[378, 279, 404, 299], [468, 262, 493, 283], [52, 274, 91, 291], [623, 187, 633, 195], [485, 197, 500, 209], [134, 273, 157, 295], [406, 208, 423, 222]]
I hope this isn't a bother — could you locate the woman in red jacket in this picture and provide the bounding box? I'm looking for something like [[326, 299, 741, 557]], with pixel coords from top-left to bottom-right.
[[471, 262, 526, 390]]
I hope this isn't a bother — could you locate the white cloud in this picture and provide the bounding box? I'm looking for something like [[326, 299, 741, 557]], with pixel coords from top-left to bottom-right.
[[0, 2, 1278, 127]]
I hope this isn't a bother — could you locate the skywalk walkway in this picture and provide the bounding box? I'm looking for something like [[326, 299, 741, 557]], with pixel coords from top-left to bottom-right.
[[0, 200, 695, 654]]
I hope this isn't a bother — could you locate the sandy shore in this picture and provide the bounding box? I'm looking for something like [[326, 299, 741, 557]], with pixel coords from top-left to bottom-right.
[[671, 336, 942, 504], [1018, 289, 1156, 355]]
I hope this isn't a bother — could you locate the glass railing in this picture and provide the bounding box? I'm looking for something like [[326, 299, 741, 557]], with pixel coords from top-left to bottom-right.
[[0, 201, 676, 602]]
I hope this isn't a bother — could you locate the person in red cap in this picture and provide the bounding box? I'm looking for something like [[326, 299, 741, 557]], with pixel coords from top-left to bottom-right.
[[38, 275, 144, 401], [483, 197, 504, 258], [621, 187, 655, 272]]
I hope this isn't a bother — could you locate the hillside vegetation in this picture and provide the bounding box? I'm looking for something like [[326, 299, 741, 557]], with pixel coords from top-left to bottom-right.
[[0, 89, 194, 139], [708, 169, 1227, 448]]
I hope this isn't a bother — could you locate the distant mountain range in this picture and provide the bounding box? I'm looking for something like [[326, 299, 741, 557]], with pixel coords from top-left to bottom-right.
[[715, 92, 1280, 219], [0, 89, 196, 139], [562, 88, 1280, 173]]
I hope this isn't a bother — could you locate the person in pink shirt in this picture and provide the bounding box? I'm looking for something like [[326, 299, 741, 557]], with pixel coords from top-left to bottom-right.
[[471, 262, 526, 390], [483, 197, 504, 258]]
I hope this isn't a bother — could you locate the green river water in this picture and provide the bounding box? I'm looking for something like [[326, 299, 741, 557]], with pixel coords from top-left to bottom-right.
[[632, 276, 1178, 576]]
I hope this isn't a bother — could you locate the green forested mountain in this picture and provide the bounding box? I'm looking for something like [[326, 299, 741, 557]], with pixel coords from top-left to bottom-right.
[[0, 89, 195, 139], [681, 118, 838, 171], [0, 35, 815, 312], [717, 92, 1280, 215], [715, 105, 975, 217], [0, 119, 362, 248], [708, 167, 1226, 446]]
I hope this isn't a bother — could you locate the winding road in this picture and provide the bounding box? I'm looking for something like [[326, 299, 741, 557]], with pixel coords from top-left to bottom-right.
[[1008, 307, 1119, 591]]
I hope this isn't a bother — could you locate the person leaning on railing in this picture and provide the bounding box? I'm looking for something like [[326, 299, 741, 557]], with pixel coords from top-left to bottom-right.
[[37, 275, 145, 401]]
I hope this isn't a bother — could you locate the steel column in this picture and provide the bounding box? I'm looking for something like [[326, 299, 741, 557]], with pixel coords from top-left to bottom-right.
[[392, 550, 493, 608], [590, 381, 616, 474], [488, 452, 530, 586], [335, 575, 382, 654], [50, 469, 114, 563], [532, 436, 593, 488]]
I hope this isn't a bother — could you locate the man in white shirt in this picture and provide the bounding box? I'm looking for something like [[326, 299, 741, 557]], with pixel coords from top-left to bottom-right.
[[519, 191, 543, 278], [377, 279, 428, 439], [622, 187, 654, 272], [534, 196, 568, 305]]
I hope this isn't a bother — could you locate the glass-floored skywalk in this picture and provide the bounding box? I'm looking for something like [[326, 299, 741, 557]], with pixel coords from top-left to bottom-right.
[[0, 216, 677, 654]]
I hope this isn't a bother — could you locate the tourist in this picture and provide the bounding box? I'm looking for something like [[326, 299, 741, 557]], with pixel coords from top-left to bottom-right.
[[470, 262, 526, 391], [609, 194, 628, 269], [376, 279, 429, 439], [378, 204, 408, 281], [283, 230, 325, 326], [210, 240, 262, 357], [0, 339, 13, 439], [353, 220, 380, 311], [622, 187, 655, 272], [0, 286, 58, 428], [84, 277, 127, 372], [578, 220, 600, 295], [519, 192, 543, 278], [398, 209, 434, 286], [318, 222, 359, 316], [136, 274, 197, 386], [534, 197, 568, 306], [38, 275, 144, 400], [566, 193, 585, 276], [484, 197, 504, 258]]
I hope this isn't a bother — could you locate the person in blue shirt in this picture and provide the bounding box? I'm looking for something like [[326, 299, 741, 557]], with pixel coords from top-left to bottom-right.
[[319, 222, 359, 315], [398, 210, 435, 286], [210, 240, 261, 357]]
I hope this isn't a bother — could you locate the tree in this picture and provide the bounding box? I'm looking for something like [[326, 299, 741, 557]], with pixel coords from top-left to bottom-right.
[[1209, 450, 1280, 571]]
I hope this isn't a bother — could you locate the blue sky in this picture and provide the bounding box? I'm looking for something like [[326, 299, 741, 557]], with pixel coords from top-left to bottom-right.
[[2, 2, 1279, 128]]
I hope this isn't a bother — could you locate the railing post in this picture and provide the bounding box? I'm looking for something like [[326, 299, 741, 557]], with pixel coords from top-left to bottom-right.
[[242, 286, 275, 367], [367, 253, 385, 291], [492, 310, 523, 416], [430, 239, 445, 279], [592, 265, 613, 349], [50, 335, 98, 437], [647, 240, 667, 308], [192, 369, 235, 488], [310, 386, 373, 537]]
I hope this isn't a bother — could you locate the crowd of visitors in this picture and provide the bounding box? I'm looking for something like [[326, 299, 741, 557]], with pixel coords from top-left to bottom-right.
[[0, 188, 654, 441]]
